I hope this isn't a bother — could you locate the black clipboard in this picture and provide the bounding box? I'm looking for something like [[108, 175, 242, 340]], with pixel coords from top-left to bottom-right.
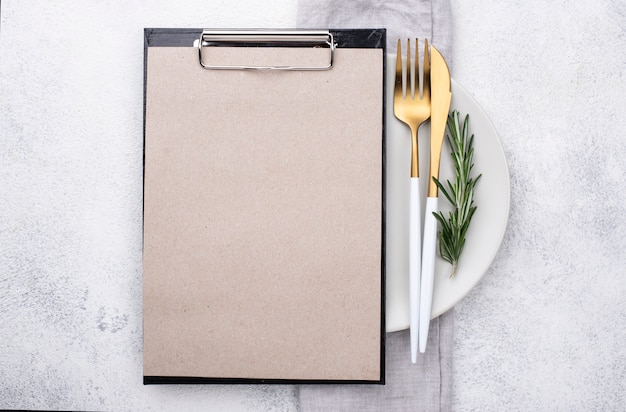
[[142, 28, 386, 385]]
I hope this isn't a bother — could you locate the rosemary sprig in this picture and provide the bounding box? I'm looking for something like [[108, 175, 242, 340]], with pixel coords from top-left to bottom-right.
[[432, 110, 482, 278]]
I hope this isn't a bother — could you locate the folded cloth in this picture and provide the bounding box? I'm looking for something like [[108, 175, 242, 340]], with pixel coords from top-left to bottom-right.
[[297, 1, 454, 410], [298, 318, 453, 411], [297, 0, 452, 58]]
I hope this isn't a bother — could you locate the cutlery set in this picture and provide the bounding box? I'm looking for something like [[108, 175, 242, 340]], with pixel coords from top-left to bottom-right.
[[393, 38, 451, 360]]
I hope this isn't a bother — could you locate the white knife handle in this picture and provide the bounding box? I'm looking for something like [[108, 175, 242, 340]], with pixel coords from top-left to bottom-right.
[[419, 196, 439, 353], [409, 177, 421, 363]]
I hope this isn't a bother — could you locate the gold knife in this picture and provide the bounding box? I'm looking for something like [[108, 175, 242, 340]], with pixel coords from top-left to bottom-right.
[[419, 45, 451, 353]]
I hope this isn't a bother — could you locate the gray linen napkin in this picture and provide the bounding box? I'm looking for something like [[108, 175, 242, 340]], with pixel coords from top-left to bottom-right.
[[297, 1, 454, 411]]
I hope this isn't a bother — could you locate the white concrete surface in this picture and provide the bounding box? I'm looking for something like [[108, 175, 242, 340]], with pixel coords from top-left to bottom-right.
[[1, 0, 625, 410], [450, 1, 626, 410]]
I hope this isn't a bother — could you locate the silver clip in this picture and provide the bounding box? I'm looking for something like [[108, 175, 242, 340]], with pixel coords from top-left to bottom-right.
[[197, 30, 335, 71]]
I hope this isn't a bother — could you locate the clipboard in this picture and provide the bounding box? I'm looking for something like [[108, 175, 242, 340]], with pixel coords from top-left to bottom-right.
[[142, 28, 386, 384]]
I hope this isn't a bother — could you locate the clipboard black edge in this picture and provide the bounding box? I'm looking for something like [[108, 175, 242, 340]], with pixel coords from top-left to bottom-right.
[[143, 27, 385, 48], [379, 28, 387, 386], [143, 376, 382, 385], [142, 28, 387, 386]]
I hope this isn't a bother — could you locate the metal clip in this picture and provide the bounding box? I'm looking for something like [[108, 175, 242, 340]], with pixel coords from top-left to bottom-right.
[[196, 30, 335, 71]]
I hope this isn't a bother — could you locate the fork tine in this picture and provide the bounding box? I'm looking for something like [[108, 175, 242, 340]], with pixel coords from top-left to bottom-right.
[[414, 38, 419, 99], [422, 39, 430, 100], [407, 38, 413, 99], [395, 39, 403, 100]]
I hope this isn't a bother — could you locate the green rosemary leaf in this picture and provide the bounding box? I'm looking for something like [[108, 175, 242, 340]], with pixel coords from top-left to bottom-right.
[[433, 177, 455, 205], [434, 110, 482, 278]]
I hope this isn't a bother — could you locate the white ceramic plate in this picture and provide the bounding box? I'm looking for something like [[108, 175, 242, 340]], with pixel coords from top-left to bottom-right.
[[385, 54, 510, 332]]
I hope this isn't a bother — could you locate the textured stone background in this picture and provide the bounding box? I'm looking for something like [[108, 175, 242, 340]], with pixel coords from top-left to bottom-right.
[[1, 0, 625, 410], [451, 1, 626, 410]]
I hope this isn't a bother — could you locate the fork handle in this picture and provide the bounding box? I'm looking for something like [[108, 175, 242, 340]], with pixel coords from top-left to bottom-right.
[[409, 177, 421, 363], [419, 196, 439, 353]]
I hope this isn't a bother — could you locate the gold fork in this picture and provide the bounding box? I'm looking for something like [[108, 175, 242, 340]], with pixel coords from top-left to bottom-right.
[[393, 38, 431, 363]]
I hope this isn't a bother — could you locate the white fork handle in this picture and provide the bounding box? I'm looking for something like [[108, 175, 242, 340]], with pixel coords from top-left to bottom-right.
[[409, 177, 421, 363], [419, 196, 439, 353]]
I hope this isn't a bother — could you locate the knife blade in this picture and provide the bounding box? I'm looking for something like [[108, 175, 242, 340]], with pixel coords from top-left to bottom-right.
[[419, 45, 451, 353]]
